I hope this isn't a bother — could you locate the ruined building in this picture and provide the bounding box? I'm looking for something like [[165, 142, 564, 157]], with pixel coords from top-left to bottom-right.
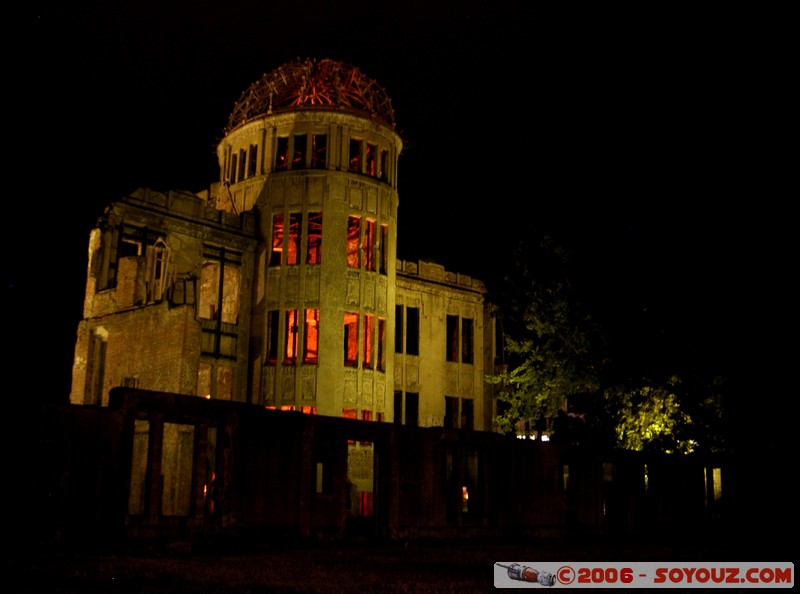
[[70, 58, 498, 431]]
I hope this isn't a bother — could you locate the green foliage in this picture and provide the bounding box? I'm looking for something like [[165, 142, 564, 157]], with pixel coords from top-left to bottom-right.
[[487, 231, 602, 436], [602, 377, 693, 454]]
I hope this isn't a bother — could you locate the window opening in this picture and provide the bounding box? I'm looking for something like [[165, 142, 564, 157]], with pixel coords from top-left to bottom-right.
[[348, 138, 362, 172], [406, 306, 419, 356], [363, 314, 374, 369], [344, 312, 359, 367], [270, 213, 283, 266], [275, 136, 289, 170], [377, 317, 386, 372], [346, 216, 361, 268], [394, 305, 403, 353], [379, 149, 388, 182], [285, 309, 299, 365], [306, 212, 322, 265], [128, 419, 150, 515], [461, 398, 474, 430], [445, 396, 459, 429], [292, 134, 307, 169], [393, 391, 402, 425], [405, 393, 419, 427], [237, 148, 246, 181], [161, 422, 194, 517], [379, 224, 388, 274], [230, 153, 238, 183], [461, 318, 474, 364], [365, 143, 377, 176], [446, 314, 459, 362], [303, 309, 320, 364], [248, 144, 258, 177], [267, 310, 279, 365], [312, 134, 327, 169], [364, 219, 376, 271], [288, 213, 302, 266]]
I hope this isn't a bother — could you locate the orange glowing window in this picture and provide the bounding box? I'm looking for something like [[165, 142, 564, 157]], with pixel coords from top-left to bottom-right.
[[303, 309, 320, 365], [284, 309, 299, 364], [364, 219, 376, 271], [342, 408, 357, 419], [275, 137, 289, 171], [344, 311, 359, 367], [363, 314, 374, 369], [347, 216, 361, 268], [365, 143, 377, 176], [306, 212, 322, 265], [287, 213, 302, 266], [270, 213, 283, 266]]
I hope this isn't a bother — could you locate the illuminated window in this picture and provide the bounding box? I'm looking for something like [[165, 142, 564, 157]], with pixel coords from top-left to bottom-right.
[[379, 224, 388, 274], [266, 310, 279, 365], [270, 214, 283, 266], [347, 216, 361, 268], [247, 144, 258, 177], [284, 309, 299, 365], [365, 142, 377, 176], [342, 408, 357, 419], [364, 219, 376, 271], [292, 134, 307, 169], [363, 314, 374, 369], [348, 138, 362, 172], [461, 318, 474, 364], [312, 134, 327, 169], [446, 315, 459, 362], [344, 312, 359, 367], [377, 317, 386, 372], [303, 309, 320, 365], [275, 137, 289, 171], [287, 213, 302, 266], [306, 212, 322, 265]]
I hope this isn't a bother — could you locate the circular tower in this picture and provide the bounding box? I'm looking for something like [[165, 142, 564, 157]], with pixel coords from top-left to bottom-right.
[[216, 58, 403, 419]]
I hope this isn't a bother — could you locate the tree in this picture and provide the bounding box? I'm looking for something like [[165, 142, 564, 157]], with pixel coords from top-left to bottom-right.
[[487, 230, 604, 437], [589, 374, 728, 455]]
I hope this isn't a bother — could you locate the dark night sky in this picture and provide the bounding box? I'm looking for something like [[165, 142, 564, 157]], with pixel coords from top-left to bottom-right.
[[6, 1, 791, 411]]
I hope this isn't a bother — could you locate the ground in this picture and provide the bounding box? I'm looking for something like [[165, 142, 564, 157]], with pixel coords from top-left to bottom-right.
[[7, 531, 791, 593]]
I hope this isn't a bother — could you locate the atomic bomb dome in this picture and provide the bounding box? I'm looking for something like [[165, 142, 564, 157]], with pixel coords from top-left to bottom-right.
[[225, 58, 396, 133]]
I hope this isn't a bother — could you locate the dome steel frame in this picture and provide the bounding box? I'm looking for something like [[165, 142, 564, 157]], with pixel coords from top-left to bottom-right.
[[225, 58, 396, 133]]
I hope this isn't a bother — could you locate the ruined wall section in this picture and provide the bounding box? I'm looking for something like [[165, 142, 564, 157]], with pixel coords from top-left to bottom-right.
[[70, 188, 257, 406], [394, 260, 493, 430]]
